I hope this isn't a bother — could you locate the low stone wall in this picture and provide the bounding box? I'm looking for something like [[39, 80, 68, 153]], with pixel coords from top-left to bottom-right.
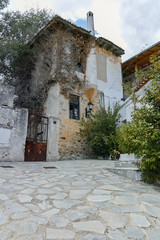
[[0, 106, 28, 161], [119, 153, 139, 162]]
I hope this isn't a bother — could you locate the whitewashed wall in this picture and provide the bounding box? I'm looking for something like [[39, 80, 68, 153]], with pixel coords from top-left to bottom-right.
[[86, 47, 123, 110], [0, 81, 28, 162], [119, 81, 151, 122], [0, 106, 28, 161], [44, 83, 60, 161]]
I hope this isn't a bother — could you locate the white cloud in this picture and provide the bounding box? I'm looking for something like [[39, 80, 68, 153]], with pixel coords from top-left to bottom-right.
[[120, 0, 160, 60], [7, 0, 160, 61]]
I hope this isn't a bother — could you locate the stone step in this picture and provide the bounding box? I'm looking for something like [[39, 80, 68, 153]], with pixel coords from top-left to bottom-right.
[[108, 167, 142, 182], [115, 161, 137, 168], [119, 153, 139, 162]]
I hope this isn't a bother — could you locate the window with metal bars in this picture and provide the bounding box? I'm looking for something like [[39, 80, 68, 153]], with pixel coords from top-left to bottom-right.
[[69, 94, 80, 120]]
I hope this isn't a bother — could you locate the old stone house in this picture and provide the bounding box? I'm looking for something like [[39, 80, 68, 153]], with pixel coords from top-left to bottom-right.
[[120, 41, 160, 122], [0, 12, 124, 162]]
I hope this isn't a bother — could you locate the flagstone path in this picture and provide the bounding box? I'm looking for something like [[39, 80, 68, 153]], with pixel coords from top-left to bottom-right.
[[0, 160, 160, 240]]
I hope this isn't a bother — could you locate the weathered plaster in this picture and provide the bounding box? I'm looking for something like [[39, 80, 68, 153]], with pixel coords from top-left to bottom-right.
[[44, 83, 60, 161], [9, 108, 28, 162], [95, 46, 123, 109], [86, 47, 97, 86], [0, 106, 28, 161], [120, 81, 151, 123], [0, 82, 15, 107]]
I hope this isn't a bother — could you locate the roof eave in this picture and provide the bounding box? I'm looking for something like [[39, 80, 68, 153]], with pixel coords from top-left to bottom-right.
[[96, 37, 125, 57]]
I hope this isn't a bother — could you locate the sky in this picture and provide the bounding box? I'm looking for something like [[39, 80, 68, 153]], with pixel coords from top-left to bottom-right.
[[7, 0, 160, 61]]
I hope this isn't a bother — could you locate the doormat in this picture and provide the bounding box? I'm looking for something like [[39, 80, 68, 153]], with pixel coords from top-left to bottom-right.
[[0, 166, 14, 168], [43, 167, 57, 169]]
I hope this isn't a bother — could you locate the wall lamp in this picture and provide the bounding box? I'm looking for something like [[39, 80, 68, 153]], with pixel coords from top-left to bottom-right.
[[85, 101, 93, 118]]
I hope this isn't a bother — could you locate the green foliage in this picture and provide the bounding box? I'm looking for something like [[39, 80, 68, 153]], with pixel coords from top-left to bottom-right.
[[0, 0, 9, 10], [0, 8, 54, 82], [79, 104, 121, 158], [118, 52, 160, 183]]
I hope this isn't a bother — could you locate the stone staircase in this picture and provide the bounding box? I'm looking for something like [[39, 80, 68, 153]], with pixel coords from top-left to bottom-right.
[[108, 154, 142, 181]]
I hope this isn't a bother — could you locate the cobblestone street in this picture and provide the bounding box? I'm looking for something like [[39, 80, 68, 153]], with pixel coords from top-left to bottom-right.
[[0, 160, 160, 240]]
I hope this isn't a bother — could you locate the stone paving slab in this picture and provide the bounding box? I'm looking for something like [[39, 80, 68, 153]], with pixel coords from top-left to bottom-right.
[[0, 160, 160, 239]]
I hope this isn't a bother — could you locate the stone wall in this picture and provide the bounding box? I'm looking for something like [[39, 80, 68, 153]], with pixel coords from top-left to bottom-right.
[[58, 87, 102, 160], [0, 106, 28, 161], [0, 81, 28, 162], [0, 81, 15, 107]]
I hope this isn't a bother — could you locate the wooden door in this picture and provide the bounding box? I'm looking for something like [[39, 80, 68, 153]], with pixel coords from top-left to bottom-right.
[[25, 113, 48, 161]]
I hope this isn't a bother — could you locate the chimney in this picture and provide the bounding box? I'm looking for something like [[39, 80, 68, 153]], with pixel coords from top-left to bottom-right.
[[87, 11, 95, 36]]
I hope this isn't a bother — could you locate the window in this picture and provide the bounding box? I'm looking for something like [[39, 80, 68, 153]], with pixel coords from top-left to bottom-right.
[[96, 53, 107, 82], [69, 94, 80, 120]]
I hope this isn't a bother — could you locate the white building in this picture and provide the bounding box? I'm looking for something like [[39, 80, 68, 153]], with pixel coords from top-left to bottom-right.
[[120, 41, 160, 123]]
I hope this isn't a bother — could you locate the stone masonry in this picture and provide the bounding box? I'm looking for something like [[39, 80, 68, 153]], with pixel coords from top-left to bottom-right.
[[0, 160, 160, 239]]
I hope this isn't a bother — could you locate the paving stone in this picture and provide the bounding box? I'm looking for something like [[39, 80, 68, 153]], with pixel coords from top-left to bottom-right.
[[53, 200, 82, 209], [147, 229, 160, 240], [17, 194, 33, 203], [54, 187, 63, 191], [57, 181, 70, 186], [76, 206, 97, 214], [51, 193, 68, 200], [83, 234, 107, 240], [3, 199, 15, 206], [144, 204, 160, 218], [99, 211, 128, 229], [88, 181, 98, 187], [72, 181, 87, 186], [113, 205, 143, 213], [0, 230, 12, 240], [42, 208, 60, 217], [87, 195, 111, 202], [11, 211, 30, 220], [38, 188, 55, 194], [46, 228, 75, 239], [92, 189, 112, 195], [98, 185, 125, 191], [29, 215, 48, 225], [5, 202, 28, 214], [0, 209, 7, 225], [36, 195, 48, 201], [95, 202, 114, 209], [64, 209, 88, 221], [38, 200, 52, 210], [69, 190, 90, 199], [113, 196, 138, 205], [16, 234, 43, 240], [156, 219, 160, 226], [32, 180, 48, 186], [0, 179, 6, 184], [73, 220, 105, 234], [20, 188, 35, 194], [0, 194, 9, 200], [108, 230, 127, 240], [51, 216, 69, 227], [139, 195, 160, 206], [131, 214, 151, 227], [125, 226, 144, 239], [24, 203, 40, 213], [6, 221, 37, 235]]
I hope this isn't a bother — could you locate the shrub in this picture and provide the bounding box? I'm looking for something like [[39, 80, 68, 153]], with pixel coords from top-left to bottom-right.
[[79, 104, 121, 159], [118, 52, 160, 183]]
